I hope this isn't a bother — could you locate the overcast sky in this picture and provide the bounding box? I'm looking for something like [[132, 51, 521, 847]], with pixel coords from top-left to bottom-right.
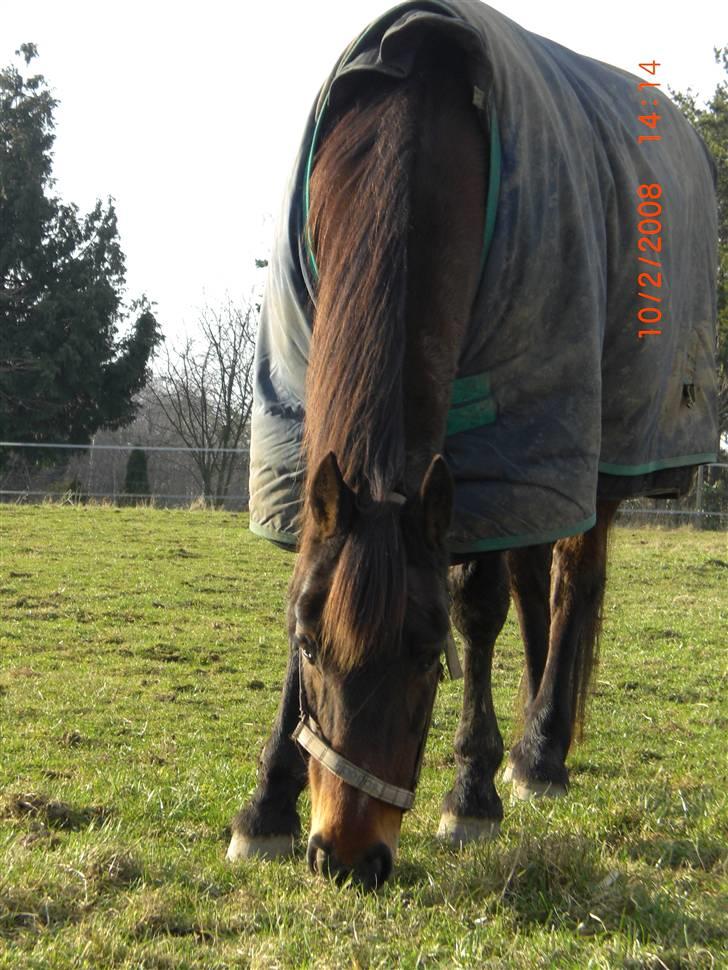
[[3, 1, 726, 344]]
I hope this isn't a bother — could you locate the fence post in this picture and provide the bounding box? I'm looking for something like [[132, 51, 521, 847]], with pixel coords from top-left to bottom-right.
[[87, 436, 95, 495], [694, 464, 704, 528]]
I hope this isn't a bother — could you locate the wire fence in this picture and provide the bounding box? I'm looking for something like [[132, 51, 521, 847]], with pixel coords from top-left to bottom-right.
[[1, 442, 726, 528], [0, 440, 250, 510], [614, 464, 728, 530]]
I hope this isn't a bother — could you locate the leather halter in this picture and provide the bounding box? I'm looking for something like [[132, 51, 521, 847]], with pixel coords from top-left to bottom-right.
[[291, 633, 462, 811], [292, 718, 418, 810]]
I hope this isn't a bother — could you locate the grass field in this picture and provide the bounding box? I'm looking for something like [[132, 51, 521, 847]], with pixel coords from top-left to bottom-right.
[[0, 505, 726, 969]]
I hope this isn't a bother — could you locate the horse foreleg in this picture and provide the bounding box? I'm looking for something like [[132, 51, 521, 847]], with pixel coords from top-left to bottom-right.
[[227, 646, 308, 860], [504, 500, 619, 799], [437, 552, 510, 846]]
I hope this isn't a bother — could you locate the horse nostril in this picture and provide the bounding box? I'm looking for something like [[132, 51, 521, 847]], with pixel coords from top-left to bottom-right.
[[307, 835, 326, 874], [316, 847, 331, 876], [308, 836, 392, 888], [360, 842, 393, 889], [307, 835, 346, 880]]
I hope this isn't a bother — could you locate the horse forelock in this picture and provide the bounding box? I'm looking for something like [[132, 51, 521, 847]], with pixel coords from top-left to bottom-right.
[[318, 507, 407, 674]]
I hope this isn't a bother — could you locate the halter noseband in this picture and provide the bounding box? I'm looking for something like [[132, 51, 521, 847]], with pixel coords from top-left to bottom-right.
[[291, 632, 462, 811], [292, 718, 417, 810]]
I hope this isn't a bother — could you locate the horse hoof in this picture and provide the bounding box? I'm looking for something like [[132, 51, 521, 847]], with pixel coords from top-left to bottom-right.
[[510, 778, 568, 801], [436, 812, 500, 846], [503, 759, 567, 799], [226, 831, 295, 861]]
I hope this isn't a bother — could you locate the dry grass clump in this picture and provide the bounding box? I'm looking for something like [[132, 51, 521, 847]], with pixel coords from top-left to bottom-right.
[[1, 792, 110, 831]]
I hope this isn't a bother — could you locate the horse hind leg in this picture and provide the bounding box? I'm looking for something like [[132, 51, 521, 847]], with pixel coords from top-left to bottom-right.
[[502, 542, 560, 796], [437, 552, 510, 846], [227, 647, 308, 860], [506, 542, 553, 711], [505, 500, 619, 800]]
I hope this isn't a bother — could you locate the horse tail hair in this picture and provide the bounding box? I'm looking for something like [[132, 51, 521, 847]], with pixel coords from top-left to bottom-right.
[[569, 586, 604, 742], [304, 75, 420, 500], [569, 500, 620, 741]]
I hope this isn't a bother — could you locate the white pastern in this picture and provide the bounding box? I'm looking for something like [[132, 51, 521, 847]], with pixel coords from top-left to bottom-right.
[[502, 760, 568, 800], [436, 812, 501, 847], [226, 832, 295, 862]]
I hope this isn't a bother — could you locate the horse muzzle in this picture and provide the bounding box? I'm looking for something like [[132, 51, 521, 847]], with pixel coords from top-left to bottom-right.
[[305, 752, 403, 888], [307, 832, 393, 889]]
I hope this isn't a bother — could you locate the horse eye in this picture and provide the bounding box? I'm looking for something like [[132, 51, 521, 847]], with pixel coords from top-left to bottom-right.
[[298, 635, 317, 663], [418, 651, 441, 674]]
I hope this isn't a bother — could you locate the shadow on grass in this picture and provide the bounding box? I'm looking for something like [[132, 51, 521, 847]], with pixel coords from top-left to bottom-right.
[[627, 835, 726, 872], [394, 831, 726, 948]]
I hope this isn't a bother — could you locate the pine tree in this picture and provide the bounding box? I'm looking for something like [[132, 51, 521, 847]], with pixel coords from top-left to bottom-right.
[[0, 44, 161, 459], [123, 448, 150, 503]]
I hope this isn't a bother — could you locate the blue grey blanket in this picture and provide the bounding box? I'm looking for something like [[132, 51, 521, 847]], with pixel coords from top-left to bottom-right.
[[249, 0, 718, 553]]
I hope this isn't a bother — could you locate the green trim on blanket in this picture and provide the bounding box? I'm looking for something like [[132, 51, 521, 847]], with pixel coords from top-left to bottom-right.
[[303, 95, 329, 280], [447, 513, 597, 554], [481, 107, 501, 277], [598, 452, 717, 475], [451, 371, 491, 405], [446, 398, 497, 436], [447, 371, 496, 435]]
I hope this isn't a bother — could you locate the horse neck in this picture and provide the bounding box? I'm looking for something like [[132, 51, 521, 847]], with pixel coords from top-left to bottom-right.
[[306, 58, 487, 501]]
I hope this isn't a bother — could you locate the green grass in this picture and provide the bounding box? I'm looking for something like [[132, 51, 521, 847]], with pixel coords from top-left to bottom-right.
[[0, 505, 726, 969]]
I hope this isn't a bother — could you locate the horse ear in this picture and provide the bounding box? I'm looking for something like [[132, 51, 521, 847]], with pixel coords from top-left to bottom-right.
[[420, 455, 453, 549], [309, 452, 353, 540]]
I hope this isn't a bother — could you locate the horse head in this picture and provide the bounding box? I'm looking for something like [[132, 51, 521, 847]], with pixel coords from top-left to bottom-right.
[[290, 451, 452, 887]]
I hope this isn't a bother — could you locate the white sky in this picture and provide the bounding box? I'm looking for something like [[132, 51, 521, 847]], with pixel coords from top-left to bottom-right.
[[3, 1, 726, 344]]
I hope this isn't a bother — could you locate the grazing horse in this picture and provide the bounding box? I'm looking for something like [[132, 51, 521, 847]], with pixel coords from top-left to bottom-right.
[[228, 1, 717, 888]]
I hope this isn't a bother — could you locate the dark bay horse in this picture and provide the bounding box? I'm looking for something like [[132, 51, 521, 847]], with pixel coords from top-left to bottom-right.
[[227, 6, 716, 888], [226, 46, 619, 888]]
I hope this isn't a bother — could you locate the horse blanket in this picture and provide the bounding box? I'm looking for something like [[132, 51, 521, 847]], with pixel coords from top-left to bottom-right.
[[249, 0, 718, 553]]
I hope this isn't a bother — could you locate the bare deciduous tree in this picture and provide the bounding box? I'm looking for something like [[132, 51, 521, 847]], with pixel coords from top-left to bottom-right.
[[151, 299, 256, 506]]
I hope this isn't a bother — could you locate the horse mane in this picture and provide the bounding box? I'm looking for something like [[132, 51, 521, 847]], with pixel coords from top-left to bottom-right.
[[305, 78, 419, 499], [301, 78, 422, 670]]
